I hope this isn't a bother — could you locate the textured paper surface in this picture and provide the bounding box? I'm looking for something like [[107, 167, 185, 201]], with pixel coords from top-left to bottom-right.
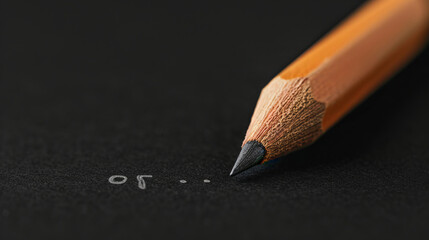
[[1, 0, 429, 239]]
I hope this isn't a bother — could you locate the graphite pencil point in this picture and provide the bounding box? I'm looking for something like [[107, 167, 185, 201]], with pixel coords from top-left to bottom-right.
[[230, 141, 266, 176]]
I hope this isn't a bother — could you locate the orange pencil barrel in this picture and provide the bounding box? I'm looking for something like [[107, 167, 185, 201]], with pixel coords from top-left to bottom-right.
[[279, 0, 429, 129]]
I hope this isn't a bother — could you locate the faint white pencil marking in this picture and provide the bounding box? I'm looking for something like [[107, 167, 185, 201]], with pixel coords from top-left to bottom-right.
[[137, 175, 153, 190], [108, 175, 127, 184]]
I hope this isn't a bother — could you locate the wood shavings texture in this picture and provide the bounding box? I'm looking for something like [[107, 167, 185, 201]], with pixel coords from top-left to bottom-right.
[[244, 77, 325, 162]]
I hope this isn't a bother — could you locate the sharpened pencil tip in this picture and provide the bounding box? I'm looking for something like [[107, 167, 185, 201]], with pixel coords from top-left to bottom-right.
[[230, 141, 266, 176]]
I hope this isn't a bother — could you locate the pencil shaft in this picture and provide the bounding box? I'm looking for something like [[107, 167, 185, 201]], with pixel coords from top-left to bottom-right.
[[279, 0, 429, 130]]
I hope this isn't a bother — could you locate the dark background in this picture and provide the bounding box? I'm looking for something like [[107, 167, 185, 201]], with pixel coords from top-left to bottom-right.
[[1, 0, 429, 239]]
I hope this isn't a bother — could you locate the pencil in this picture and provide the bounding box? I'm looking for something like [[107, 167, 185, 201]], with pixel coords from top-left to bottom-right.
[[230, 0, 429, 176]]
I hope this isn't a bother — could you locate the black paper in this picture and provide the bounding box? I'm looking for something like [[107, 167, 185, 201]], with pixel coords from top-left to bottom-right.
[[1, 0, 429, 239]]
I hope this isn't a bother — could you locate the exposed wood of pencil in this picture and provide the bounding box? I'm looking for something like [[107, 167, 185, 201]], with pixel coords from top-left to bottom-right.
[[243, 0, 429, 163]]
